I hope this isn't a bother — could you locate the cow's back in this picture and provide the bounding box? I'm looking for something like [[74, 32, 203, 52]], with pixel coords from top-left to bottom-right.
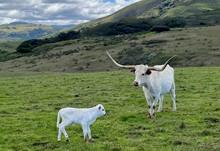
[[154, 65, 174, 94]]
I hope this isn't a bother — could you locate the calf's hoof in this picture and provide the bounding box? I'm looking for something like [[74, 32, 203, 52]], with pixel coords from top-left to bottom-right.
[[89, 139, 95, 143], [66, 138, 69, 142]]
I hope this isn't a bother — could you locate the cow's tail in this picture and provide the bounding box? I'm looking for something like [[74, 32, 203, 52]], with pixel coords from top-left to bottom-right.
[[57, 111, 60, 129]]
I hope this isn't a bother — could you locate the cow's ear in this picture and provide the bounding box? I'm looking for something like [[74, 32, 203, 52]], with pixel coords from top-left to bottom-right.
[[131, 69, 136, 74], [146, 69, 152, 75], [99, 106, 101, 110]]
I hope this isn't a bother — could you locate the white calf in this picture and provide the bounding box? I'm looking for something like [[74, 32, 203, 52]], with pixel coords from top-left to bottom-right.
[[57, 104, 106, 142]]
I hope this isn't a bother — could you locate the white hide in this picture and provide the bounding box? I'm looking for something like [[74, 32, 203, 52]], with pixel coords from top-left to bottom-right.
[[106, 51, 176, 118], [133, 64, 176, 117], [57, 104, 106, 142]]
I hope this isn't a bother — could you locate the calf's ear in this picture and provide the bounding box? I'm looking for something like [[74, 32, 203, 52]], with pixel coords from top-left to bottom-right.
[[146, 69, 152, 75], [99, 106, 101, 110]]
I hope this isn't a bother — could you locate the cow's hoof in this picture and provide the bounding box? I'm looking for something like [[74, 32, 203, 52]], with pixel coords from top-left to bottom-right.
[[148, 113, 156, 118], [148, 112, 151, 118]]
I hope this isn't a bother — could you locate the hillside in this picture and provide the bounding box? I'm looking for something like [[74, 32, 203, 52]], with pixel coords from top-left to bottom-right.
[[14, 0, 220, 54], [0, 22, 63, 41], [74, 0, 220, 30], [0, 25, 219, 72], [73, 0, 163, 30]]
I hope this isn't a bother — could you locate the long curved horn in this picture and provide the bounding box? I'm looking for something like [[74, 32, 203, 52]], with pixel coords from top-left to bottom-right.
[[106, 51, 135, 69], [148, 55, 176, 71]]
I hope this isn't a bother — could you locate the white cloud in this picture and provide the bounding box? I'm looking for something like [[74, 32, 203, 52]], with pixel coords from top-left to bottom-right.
[[0, 0, 140, 25], [0, 17, 18, 24], [8, 10, 22, 18]]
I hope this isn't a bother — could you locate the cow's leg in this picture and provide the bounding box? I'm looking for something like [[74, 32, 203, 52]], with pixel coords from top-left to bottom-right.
[[151, 96, 159, 117], [158, 95, 164, 112], [143, 91, 152, 117], [147, 99, 153, 118], [59, 121, 70, 141], [171, 83, 176, 111]]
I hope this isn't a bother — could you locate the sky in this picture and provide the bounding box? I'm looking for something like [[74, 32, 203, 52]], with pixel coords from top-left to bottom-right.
[[0, 0, 140, 25]]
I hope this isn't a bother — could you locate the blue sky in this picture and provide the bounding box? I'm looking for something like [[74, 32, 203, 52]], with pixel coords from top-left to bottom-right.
[[104, 0, 115, 2], [0, 0, 140, 25]]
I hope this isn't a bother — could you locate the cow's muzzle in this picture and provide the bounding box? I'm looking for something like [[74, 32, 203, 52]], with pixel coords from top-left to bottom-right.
[[133, 81, 139, 87]]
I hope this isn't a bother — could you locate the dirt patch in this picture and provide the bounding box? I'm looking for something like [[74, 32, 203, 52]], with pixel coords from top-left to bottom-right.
[[204, 118, 219, 123], [32, 142, 48, 146]]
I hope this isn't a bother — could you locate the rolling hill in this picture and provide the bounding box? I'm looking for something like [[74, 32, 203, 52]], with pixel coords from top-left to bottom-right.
[[0, 25, 220, 72], [74, 0, 220, 30], [0, 22, 65, 41]]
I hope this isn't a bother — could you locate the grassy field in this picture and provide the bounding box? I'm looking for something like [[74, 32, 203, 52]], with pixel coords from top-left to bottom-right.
[[0, 67, 220, 151]]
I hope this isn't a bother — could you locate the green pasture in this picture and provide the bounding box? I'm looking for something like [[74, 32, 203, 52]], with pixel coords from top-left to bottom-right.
[[0, 67, 220, 151]]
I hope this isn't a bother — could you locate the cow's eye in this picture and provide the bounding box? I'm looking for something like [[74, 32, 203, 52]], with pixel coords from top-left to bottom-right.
[[142, 73, 145, 76], [102, 109, 105, 111]]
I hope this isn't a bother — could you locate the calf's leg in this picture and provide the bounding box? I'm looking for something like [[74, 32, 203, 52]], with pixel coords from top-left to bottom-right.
[[87, 125, 92, 141], [58, 127, 62, 141], [59, 121, 70, 141], [82, 124, 88, 142]]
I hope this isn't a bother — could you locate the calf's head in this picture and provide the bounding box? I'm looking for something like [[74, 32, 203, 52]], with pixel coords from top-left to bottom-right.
[[96, 104, 106, 116]]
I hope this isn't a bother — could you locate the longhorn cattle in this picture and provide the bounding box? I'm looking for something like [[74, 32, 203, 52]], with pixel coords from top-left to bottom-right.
[[106, 52, 176, 118]]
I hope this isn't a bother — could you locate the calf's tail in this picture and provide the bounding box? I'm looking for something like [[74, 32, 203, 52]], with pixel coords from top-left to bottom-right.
[[57, 112, 60, 129]]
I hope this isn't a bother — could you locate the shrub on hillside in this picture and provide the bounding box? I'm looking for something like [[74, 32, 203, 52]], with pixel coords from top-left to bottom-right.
[[149, 26, 170, 32], [16, 31, 80, 53], [81, 18, 153, 36], [16, 39, 45, 53], [117, 46, 149, 65], [164, 19, 186, 28]]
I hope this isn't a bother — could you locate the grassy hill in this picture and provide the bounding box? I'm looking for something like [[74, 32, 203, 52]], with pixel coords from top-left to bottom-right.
[[0, 25, 219, 72], [0, 67, 220, 150], [73, 0, 163, 30], [0, 22, 62, 41], [74, 0, 220, 30]]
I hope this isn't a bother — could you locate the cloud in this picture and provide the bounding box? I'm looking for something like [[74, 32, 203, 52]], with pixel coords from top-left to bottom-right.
[[0, 17, 17, 24], [0, 0, 140, 25]]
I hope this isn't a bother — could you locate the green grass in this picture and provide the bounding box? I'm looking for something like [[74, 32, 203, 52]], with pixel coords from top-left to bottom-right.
[[0, 41, 22, 53], [0, 67, 220, 150]]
